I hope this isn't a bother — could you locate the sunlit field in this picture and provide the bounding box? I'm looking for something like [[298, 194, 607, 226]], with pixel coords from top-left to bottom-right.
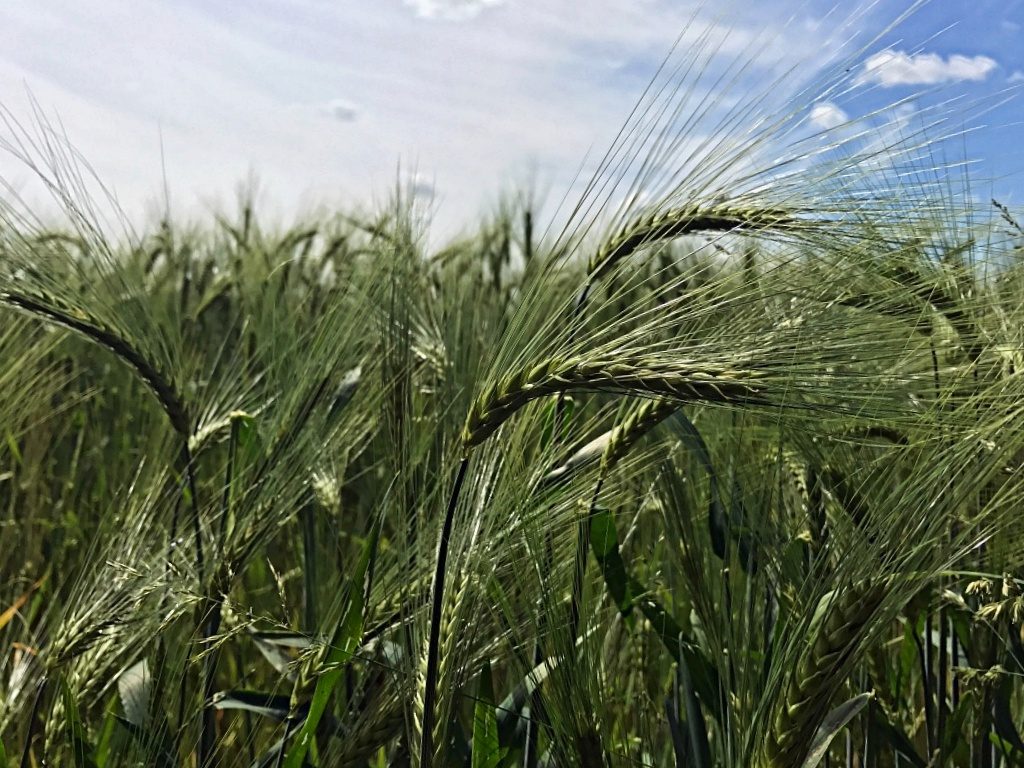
[[2, 7, 1024, 768]]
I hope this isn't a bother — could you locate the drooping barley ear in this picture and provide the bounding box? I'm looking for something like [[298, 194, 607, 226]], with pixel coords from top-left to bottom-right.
[[0, 289, 191, 435], [763, 578, 889, 767], [885, 260, 984, 363], [541, 399, 676, 486], [600, 398, 678, 473], [463, 359, 767, 448], [337, 698, 407, 766], [587, 204, 799, 282]]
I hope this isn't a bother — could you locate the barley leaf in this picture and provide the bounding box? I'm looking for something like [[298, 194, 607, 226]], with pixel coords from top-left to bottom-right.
[[116, 658, 150, 728], [588, 507, 635, 620], [993, 681, 1024, 756], [664, 693, 688, 767], [938, 691, 974, 765], [635, 596, 721, 723], [801, 692, 873, 768], [666, 412, 726, 559], [211, 690, 292, 720], [589, 508, 720, 719], [251, 630, 305, 678], [869, 706, 926, 768], [472, 661, 503, 768], [678, 662, 711, 768]]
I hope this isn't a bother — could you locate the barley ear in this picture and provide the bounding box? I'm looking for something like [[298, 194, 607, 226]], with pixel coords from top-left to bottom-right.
[[763, 578, 888, 768], [588, 204, 798, 280], [463, 359, 766, 448], [0, 289, 191, 435], [600, 398, 678, 473]]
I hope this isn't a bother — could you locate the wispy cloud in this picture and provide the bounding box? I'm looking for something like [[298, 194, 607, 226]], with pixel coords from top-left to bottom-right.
[[1010, 71, 1024, 84], [809, 101, 848, 129], [5, 1, 1009, 237], [858, 49, 998, 87], [401, 0, 504, 21]]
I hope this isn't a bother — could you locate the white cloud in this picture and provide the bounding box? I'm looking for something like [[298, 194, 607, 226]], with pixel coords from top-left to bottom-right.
[[858, 49, 998, 87], [320, 99, 358, 121], [402, 0, 504, 21], [409, 174, 436, 200], [809, 101, 848, 130], [1009, 71, 1024, 84]]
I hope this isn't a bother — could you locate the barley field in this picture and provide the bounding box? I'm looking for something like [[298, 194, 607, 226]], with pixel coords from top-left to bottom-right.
[[2, 13, 1024, 768]]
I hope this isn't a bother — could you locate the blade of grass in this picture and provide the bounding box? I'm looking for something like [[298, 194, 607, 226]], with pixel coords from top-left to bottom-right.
[[282, 512, 383, 768]]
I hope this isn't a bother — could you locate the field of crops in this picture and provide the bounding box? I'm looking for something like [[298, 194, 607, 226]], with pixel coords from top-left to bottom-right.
[[2, 27, 1024, 768]]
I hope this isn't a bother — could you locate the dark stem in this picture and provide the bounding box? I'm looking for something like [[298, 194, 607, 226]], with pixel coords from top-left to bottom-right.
[[924, 609, 933, 749], [419, 455, 470, 768], [180, 443, 205, 585], [569, 477, 604, 643], [665, 690, 688, 767], [522, 641, 544, 768], [937, 606, 948, 743], [20, 677, 47, 768], [199, 602, 223, 768], [523, 210, 533, 264], [913, 629, 935, 758], [180, 442, 216, 766], [951, 615, 960, 709]]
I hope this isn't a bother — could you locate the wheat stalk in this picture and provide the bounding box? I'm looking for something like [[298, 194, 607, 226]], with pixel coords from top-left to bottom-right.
[[418, 457, 469, 766]]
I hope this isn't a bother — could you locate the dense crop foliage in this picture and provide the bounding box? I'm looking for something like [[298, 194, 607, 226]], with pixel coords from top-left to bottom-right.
[[2, 17, 1024, 768]]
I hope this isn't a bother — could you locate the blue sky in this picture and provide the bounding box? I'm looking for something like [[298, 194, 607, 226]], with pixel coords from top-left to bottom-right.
[[0, 0, 1020, 238]]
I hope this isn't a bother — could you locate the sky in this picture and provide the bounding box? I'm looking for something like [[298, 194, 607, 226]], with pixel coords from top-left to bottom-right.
[[0, 0, 1021, 239]]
